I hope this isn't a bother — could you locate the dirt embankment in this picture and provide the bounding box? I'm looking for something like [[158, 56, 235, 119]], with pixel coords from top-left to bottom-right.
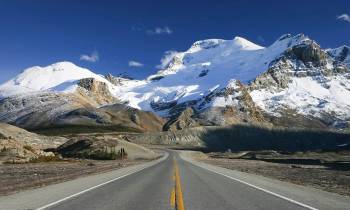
[[0, 123, 68, 164], [195, 151, 350, 197]]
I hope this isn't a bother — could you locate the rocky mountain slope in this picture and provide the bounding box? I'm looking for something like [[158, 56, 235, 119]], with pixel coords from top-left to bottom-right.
[[56, 136, 158, 160], [0, 34, 349, 131], [0, 63, 164, 132]]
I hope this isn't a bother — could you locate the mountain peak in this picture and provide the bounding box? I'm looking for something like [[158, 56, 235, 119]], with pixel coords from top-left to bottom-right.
[[189, 39, 224, 52], [188, 37, 263, 53], [277, 34, 293, 41], [0, 61, 109, 97], [232, 36, 264, 50], [327, 45, 350, 66], [50, 61, 79, 69], [21, 61, 79, 74], [272, 33, 310, 48]]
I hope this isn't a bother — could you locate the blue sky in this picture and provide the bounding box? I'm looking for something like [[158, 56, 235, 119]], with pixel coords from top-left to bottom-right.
[[0, 0, 349, 83]]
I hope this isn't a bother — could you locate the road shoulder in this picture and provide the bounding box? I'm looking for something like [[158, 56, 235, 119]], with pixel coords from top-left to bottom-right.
[[179, 150, 350, 210], [0, 153, 168, 210]]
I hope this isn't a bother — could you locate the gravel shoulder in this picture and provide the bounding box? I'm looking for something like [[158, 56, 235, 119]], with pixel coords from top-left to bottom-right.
[[193, 151, 350, 197], [0, 158, 151, 196]]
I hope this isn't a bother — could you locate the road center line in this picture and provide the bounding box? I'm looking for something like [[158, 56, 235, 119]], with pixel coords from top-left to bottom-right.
[[186, 158, 318, 210], [170, 187, 176, 208], [172, 157, 185, 210], [170, 158, 176, 208]]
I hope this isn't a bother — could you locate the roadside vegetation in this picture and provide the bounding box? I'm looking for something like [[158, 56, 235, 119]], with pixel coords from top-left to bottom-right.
[[78, 147, 128, 160], [28, 155, 62, 163], [31, 125, 142, 136]]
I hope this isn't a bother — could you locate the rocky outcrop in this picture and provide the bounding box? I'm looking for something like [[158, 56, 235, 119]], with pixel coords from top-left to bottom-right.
[[56, 136, 157, 160], [99, 103, 166, 132], [0, 123, 67, 148], [77, 78, 117, 105], [196, 80, 265, 123], [249, 39, 350, 130], [250, 40, 349, 91], [163, 107, 199, 131], [0, 123, 64, 163], [105, 73, 133, 86], [56, 137, 119, 159], [0, 137, 53, 163], [327, 46, 350, 67], [289, 41, 327, 66], [124, 126, 207, 146], [162, 80, 267, 130], [150, 100, 177, 111]]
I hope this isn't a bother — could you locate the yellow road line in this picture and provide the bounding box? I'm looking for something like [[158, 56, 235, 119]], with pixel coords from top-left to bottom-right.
[[170, 157, 176, 208], [170, 187, 176, 207], [174, 158, 185, 210]]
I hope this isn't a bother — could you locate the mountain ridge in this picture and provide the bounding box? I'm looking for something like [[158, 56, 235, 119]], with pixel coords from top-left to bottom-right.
[[0, 33, 349, 131]]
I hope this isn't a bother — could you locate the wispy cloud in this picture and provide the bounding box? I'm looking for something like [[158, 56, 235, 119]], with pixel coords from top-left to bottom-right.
[[131, 25, 144, 32], [156, 50, 178, 69], [129, 60, 144, 67], [337, 14, 350, 22], [80, 51, 99, 62], [146, 26, 173, 35]]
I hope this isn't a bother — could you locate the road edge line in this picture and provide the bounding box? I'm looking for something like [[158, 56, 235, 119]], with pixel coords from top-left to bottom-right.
[[182, 155, 318, 210], [36, 153, 168, 210]]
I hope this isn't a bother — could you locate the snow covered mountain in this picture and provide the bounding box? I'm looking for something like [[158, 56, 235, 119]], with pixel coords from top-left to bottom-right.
[[0, 34, 349, 130], [111, 34, 350, 129], [0, 63, 163, 131], [0, 61, 115, 98], [113, 36, 307, 111], [327, 45, 350, 67]]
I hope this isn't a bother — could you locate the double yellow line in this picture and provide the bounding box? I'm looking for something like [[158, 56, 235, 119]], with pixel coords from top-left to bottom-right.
[[170, 157, 185, 210]]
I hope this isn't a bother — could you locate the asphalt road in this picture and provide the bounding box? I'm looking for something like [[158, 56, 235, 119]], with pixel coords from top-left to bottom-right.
[[1, 150, 350, 210]]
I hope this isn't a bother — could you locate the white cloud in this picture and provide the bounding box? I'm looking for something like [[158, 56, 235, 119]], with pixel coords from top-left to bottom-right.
[[129, 60, 144, 67], [80, 51, 99, 62], [146, 26, 173, 35], [337, 14, 350, 22], [156, 50, 178, 69]]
